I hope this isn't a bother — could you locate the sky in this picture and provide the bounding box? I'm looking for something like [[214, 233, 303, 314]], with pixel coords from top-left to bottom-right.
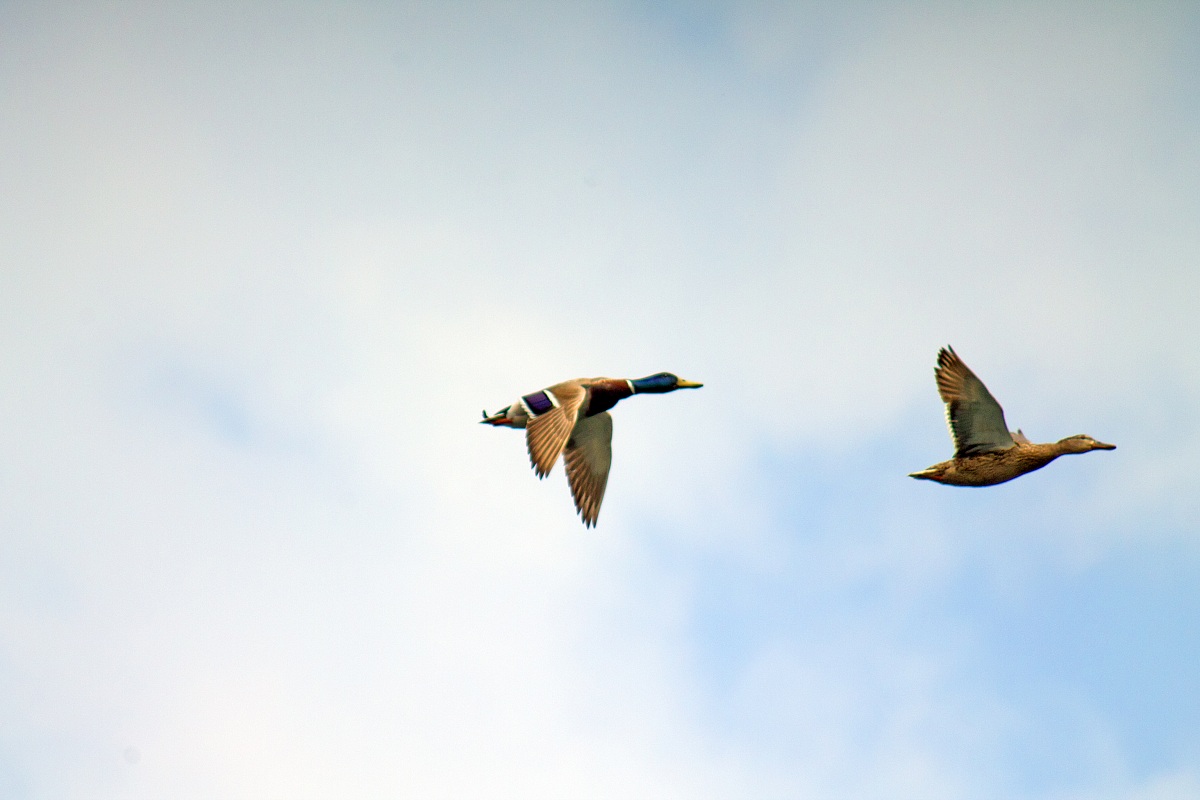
[[1, 1, 1199, 798]]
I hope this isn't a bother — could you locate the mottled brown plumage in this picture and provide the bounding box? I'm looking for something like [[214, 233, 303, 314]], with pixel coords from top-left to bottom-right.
[[910, 347, 1114, 486]]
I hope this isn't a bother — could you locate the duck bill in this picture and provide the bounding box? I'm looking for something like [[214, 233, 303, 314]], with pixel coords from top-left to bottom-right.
[[1094, 441, 1116, 450], [675, 379, 703, 388]]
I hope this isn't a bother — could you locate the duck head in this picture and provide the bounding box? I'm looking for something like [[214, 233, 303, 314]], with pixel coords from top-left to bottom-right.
[[630, 372, 703, 394], [1058, 434, 1116, 454]]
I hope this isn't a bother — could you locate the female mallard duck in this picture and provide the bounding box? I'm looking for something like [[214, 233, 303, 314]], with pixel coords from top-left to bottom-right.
[[910, 347, 1114, 486], [481, 373, 702, 527]]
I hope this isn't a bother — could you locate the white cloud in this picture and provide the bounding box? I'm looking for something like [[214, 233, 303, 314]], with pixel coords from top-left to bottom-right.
[[1, 2, 1198, 798]]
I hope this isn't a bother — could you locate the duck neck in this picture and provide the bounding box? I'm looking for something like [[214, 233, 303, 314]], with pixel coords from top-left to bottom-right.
[[585, 379, 634, 416], [1020, 442, 1066, 469]]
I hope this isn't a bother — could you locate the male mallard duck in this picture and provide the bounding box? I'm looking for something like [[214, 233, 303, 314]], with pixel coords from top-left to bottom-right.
[[481, 373, 702, 527], [910, 347, 1114, 486]]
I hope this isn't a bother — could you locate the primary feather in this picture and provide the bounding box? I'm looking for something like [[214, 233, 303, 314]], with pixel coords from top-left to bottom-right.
[[563, 412, 613, 528], [934, 346, 1016, 457]]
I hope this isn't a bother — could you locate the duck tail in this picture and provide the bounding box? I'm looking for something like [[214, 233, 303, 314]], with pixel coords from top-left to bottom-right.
[[908, 467, 941, 481], [480, 409, 512, 426]]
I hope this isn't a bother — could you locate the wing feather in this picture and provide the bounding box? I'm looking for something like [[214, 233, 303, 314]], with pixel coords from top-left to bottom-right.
[[525, 381, 586, 477], [934, 347, 1016, 457], [563, 412, 613, 528]]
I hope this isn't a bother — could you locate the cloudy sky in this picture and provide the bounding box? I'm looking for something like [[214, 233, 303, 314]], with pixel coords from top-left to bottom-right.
[[2, 2, 1199, 797]]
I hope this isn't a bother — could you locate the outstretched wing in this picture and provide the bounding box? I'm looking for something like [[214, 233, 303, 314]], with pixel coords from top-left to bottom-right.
[[524, 381, 586, 477], [563, 412, 613, 528], [934, 347, 1016, 457]]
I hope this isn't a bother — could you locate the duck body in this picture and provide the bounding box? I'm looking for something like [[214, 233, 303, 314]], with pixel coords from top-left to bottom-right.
[[910, 438, 1108, 487], [482, 378, 635, 430], [482, 373, 701, 527], [910, 347, 1114, 487]]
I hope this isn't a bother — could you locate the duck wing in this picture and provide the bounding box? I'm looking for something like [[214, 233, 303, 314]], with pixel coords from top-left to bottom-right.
[[563, 412, 613, 528], [935, 347, 1016, 457], [525, 380, 587, 477]]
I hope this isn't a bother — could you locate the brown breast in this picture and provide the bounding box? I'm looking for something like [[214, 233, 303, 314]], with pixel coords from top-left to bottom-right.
[[584, 378, 633, 416]]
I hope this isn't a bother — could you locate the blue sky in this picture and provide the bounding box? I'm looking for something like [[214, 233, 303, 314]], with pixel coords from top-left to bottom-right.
[[2, 2, 1199, 798]]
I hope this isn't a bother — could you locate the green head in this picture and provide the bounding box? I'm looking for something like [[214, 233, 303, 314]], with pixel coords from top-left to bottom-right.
[[630, 372, 703, 394]]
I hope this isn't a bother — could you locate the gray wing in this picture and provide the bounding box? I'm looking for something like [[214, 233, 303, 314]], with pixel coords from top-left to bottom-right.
[[563, 412, 612, 528], [525, 381, 586, 477], [934, 347, 1016, 457]]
